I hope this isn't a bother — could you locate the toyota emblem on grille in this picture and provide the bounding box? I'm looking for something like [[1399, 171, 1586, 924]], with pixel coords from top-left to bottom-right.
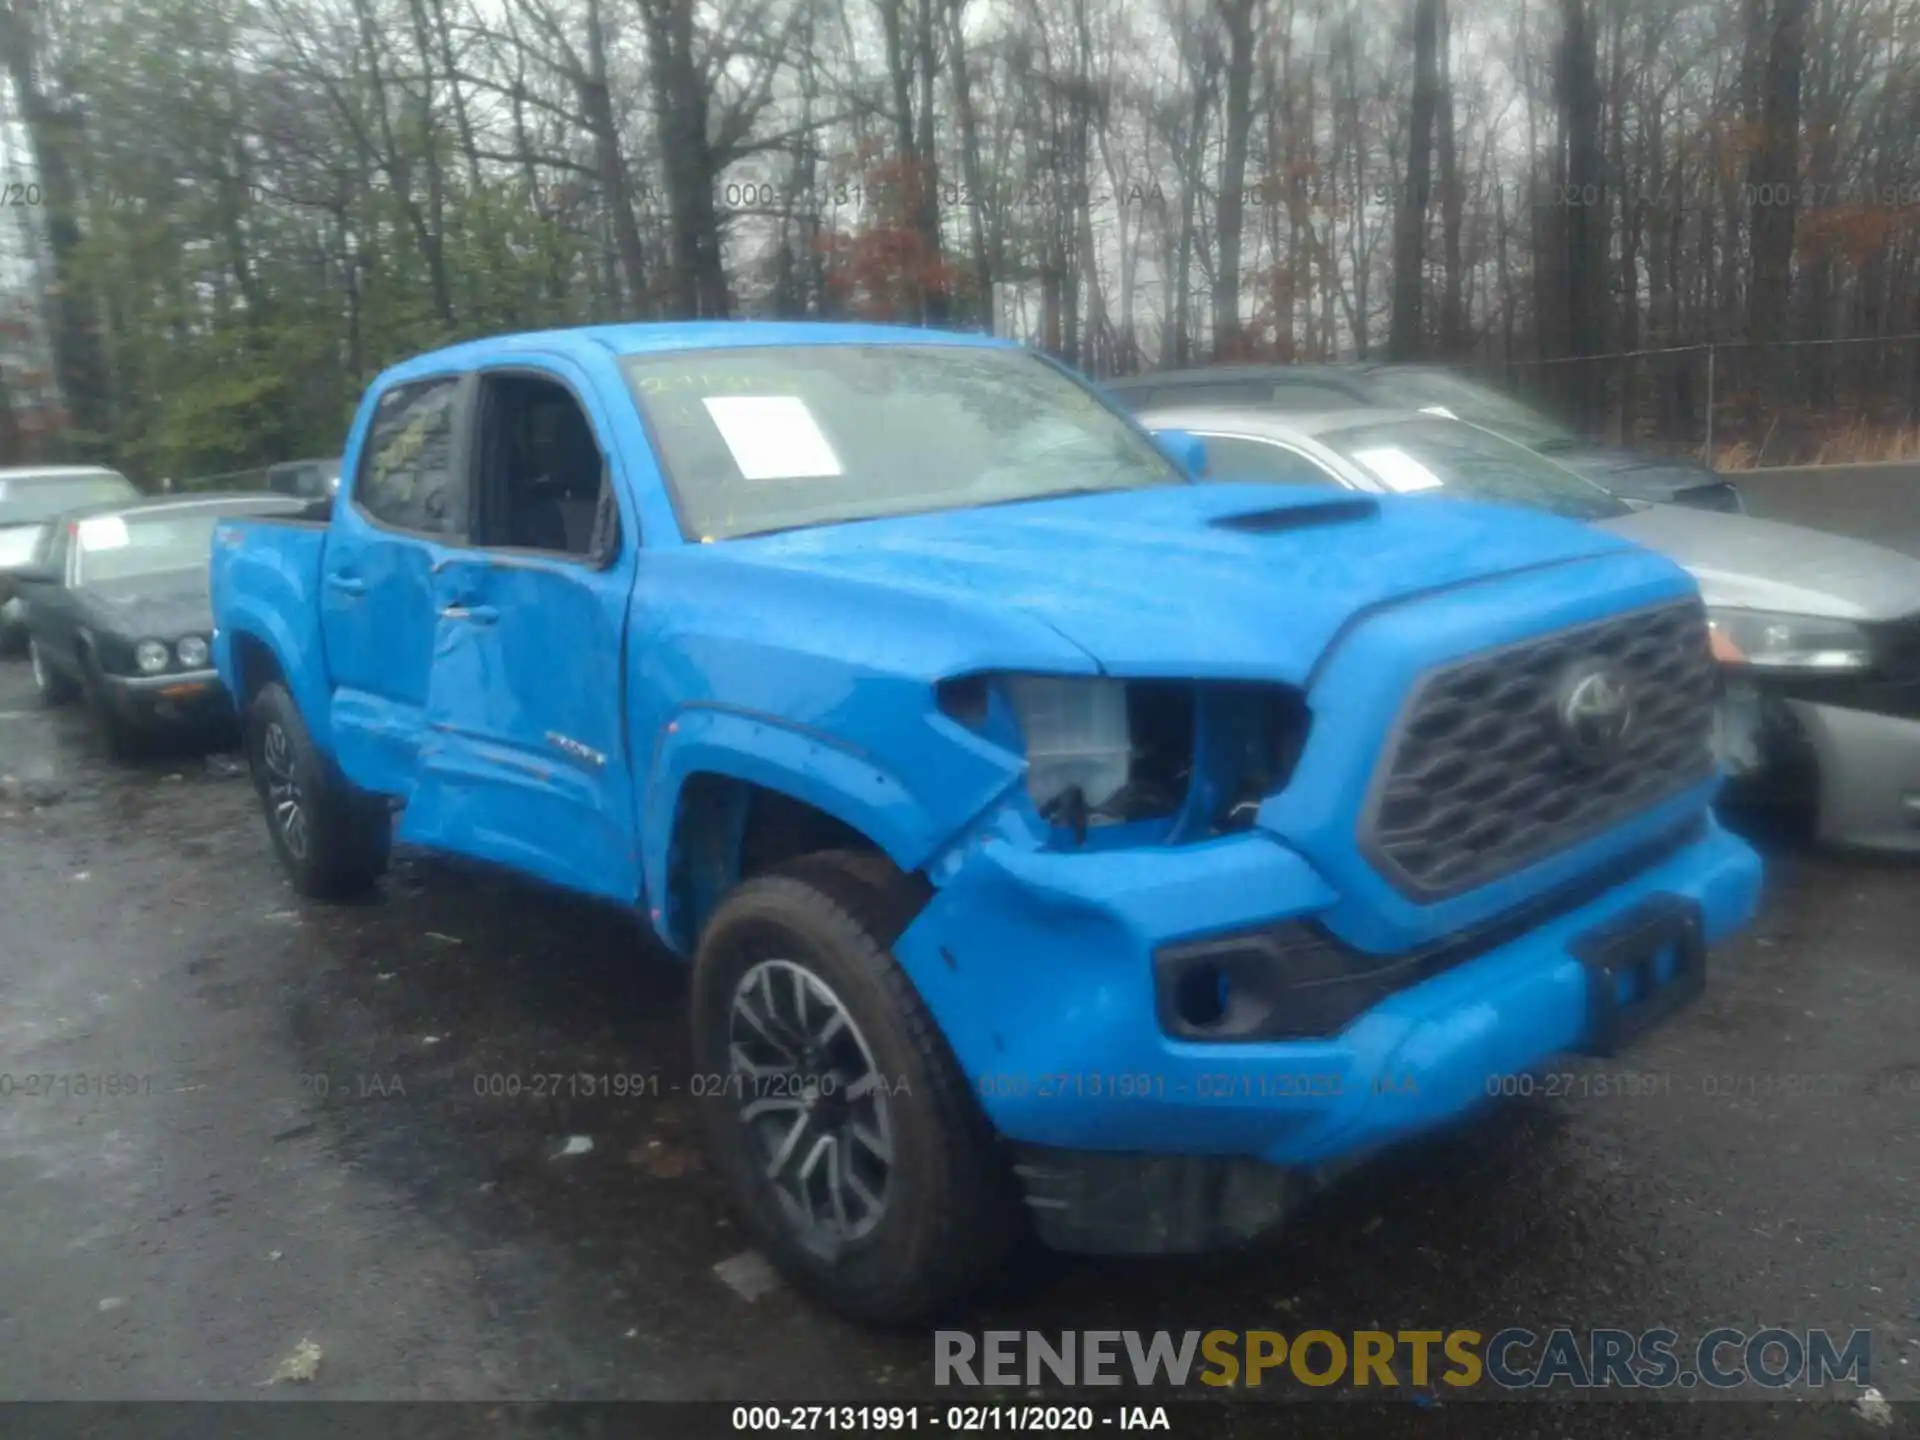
[[1556, 665, 1634, 764]]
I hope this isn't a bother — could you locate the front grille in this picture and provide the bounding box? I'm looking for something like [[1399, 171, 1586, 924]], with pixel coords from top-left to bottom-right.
[[1362, 600, 1719, 900]]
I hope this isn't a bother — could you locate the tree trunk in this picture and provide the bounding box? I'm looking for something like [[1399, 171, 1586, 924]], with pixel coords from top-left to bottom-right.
[[1560, 0, 1604, 425], [944, 0, 993, 328], [1435, 0, 1465, 355], [1745, 0, 1810, 423], [1388, 0, 1439, 359], [1212, 0, 1259, 358], [0, 0, 111, 450]]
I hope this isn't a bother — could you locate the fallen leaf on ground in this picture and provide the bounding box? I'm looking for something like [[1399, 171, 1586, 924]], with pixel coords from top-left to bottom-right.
[[260, 1338, 323, 1385], [713, 1250, 783, 1301]]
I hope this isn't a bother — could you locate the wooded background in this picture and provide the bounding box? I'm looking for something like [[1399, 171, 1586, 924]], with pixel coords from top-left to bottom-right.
[[0, 0, 1911, 482]]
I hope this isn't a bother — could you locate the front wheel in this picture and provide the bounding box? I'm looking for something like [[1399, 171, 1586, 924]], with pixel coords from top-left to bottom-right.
[[690, 852, 1019, 1324], [81, 659, 143, 760], [245, 681, 391, 899], [29, 639, 78, 706]]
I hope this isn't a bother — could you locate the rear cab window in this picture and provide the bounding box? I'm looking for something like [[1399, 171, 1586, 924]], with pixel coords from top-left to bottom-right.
[[355, 379, 466, 536]]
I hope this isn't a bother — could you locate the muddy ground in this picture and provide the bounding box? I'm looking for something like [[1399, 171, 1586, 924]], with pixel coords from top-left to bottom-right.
[[1, 473, 1917, 1436]]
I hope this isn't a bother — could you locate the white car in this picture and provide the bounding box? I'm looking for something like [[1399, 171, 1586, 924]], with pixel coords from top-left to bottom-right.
[[1141, 403, 1920, 854], [0, 465, 141, 653]]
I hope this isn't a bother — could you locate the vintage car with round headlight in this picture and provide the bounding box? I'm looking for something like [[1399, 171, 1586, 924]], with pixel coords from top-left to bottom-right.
[[13, 491, 308, 756]]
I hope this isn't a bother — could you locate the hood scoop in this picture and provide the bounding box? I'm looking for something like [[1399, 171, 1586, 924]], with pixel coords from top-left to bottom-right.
[[1210, 496, 1380, 534]]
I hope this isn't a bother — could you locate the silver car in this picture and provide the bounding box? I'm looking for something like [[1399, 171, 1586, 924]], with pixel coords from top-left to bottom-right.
[[1139, 403, 1920, 854], [0, 465, 142, 653]]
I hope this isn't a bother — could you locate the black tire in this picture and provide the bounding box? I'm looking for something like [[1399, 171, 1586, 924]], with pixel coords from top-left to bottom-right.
[[81, 656, 144, 760], [690, 850, 1020, 1324], [29, 638, 79, 706], [244, 680, 391, 899]]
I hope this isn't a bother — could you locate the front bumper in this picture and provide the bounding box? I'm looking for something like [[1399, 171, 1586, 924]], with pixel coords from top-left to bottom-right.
[[893, 818, 1761, 1179], [97, 668, 235, 728], [1718, 683, 1920, 852], [1788, 699, 1920, 852]]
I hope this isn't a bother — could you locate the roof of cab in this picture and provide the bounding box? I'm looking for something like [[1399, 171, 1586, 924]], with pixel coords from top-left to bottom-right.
[[380, 320, 1014, 386]]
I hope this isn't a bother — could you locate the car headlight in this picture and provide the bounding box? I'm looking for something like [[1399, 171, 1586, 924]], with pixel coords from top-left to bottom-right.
[[1000, 675, 1133, 825], [1706, 608, 1871, 672], [176, 635, 209, 668], [135, 639, 170, 674]]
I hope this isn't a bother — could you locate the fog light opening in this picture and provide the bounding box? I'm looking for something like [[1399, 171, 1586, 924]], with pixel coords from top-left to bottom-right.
[[1173, 962, 1231, 1029]]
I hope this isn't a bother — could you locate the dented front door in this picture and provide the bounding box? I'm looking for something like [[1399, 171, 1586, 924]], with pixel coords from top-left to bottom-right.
[[403, 550, 640, 904]]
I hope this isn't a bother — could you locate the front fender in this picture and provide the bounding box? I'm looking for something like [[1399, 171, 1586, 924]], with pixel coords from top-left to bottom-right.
[[639, 704, 1021, 951], [214, 598, 335, 756]]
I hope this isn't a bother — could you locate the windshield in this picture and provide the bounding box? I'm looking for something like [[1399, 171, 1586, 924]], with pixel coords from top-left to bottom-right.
[[1318, 416, 1631, 521], [1387, 373, 1582, 451], [0, 472, 138, 526], [624, 345, 1184, 540], [73, 510, 226, 585]]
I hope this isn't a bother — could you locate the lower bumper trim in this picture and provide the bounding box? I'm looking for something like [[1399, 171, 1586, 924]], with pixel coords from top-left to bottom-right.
[[1011, 1146, 1305, 1255]]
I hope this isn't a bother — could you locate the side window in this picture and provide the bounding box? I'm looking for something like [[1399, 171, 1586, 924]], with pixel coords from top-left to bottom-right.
[[1200, 435, 1346, 488], [356, 379, 464, 536], [471, 373, 620, 562]]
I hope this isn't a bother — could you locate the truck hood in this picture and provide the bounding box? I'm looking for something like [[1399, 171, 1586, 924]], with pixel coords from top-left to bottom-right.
[[1596, 504, 1920, 622], [723, 483, 1641, 680]]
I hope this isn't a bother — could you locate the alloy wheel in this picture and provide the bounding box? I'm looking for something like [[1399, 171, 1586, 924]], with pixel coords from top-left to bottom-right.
[[728, 958, 895, 1254], [260, 721, 309, 860]]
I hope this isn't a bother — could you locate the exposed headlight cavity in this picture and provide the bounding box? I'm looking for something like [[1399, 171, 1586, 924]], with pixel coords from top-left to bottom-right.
[[940, 673, 1309, 844], [135, 639, 170, 674], [1002, 675, 1134, 826]]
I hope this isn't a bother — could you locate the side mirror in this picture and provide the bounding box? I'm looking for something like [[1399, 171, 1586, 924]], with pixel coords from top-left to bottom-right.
[[9, 563, 57, 586], [1153, 429, 1209, 479]]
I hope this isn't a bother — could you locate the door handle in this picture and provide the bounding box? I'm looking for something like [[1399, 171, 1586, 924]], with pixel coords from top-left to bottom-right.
[[440, 604, 498, 625], [325, 573, 366, 596]]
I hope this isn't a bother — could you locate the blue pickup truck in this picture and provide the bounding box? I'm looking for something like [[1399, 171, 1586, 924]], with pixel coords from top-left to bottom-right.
[[209, 322, 1762, 1322]]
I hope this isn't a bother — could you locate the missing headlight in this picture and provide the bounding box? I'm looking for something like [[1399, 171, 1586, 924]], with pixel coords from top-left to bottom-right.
[[1205, 684, 1311, 833], [938, 673, 1309, 844]]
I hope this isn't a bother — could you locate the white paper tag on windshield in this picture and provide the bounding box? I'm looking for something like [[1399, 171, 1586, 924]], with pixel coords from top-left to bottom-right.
[[1351, 447, 1445, 493], [702, 396, 843, 480], [76, 514, 131, 549]]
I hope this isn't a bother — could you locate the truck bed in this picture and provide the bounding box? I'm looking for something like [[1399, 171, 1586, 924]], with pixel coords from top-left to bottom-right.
[[208, 512, 333, 743]]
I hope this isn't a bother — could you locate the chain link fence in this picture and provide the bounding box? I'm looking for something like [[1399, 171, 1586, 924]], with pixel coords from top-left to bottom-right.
[[1479, 333, 1920, 469]]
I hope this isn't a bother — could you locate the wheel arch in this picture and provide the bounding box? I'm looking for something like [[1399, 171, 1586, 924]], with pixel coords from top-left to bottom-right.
[[644, 708, 957, 954]]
